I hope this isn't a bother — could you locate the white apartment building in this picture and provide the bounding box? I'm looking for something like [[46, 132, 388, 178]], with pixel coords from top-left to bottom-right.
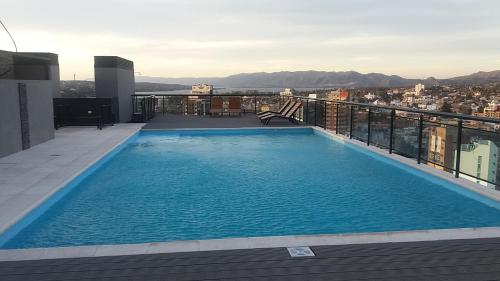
[[364, 93, 376, 100], [280, 88, 295, 96], [415, 83, 425, 95], [456, 140, 498, 189], [191, 84, 213, 95]]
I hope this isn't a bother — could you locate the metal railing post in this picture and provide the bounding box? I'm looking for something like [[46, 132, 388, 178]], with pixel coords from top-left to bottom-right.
[[305, 99, 309, 124], [161, 96, 165, 114], [335, 103, 339, 134], [314, 100, 318, 126], [254, 96, 257, 113], [389, 109, 395, 154], [349, 105, 354, 139], [455, 120, 463, 178], [417, 114, 424, 164], [209, 95, 212, 116], [324, 101, 327, 129], [367, 107, 372, 146]]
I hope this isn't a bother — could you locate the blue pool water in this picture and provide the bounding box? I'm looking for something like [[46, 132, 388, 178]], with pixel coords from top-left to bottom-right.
[[2, 128, 500, 249]]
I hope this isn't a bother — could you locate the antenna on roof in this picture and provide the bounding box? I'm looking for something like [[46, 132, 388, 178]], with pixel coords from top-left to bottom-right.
[[0, 19, 18, 52]]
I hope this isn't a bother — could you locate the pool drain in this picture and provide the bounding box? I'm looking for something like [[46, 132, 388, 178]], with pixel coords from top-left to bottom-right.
[[287, 246, 315, 257]]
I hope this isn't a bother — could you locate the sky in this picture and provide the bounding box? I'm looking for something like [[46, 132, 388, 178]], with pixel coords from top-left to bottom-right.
[[1, 0, 500, 80]]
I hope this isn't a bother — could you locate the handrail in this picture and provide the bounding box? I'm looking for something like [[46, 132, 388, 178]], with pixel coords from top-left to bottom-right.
[[292, 96, 500, 124], [132, 93, 280, 97], [132, 93, 499, 123]]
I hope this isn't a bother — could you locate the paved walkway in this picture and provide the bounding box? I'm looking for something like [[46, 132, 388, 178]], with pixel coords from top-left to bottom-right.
[[0, 124, 143, 234], [2, 238, 500, 280]]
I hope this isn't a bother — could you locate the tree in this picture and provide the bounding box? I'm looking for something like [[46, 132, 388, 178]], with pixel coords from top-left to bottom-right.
[[441, 102, 453, 113]]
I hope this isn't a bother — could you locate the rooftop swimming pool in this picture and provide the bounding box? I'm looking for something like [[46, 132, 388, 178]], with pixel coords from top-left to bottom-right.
[[2, 128, 500, 249]]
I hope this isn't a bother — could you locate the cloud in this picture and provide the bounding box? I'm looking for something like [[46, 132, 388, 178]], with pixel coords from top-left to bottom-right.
[[1, 0, 499, 79]]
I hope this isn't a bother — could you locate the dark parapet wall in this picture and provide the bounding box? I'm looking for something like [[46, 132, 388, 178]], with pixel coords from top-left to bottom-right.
[[94, 56, 135, 123]]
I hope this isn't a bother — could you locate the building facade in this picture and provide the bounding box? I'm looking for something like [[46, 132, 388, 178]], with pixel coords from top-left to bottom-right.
[[456, 140, 498, 189], [191, 84, 213, 95], [279, 88, 295, 97], [415, 83, 425, 95], [427, 126, 457, 172]]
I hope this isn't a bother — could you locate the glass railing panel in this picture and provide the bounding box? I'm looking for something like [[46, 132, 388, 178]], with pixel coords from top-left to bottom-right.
[[351, 106, 368, 142], [392, 113, 420, 159], [256, 96, 282, 114], [460, 125, 500, 190], [337, 104, 351, 136], [370, 108, 391, 149], [304, 100, 316, 125], [316, 100, 326, 128], [421, 120, 458, 175], [325, 102, 337, 131], [241, 96, 255, 113]]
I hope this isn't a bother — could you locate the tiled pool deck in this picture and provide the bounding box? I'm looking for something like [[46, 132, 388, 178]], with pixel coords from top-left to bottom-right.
[[0, 124, 144, 236], [1, 116, 500, 280]]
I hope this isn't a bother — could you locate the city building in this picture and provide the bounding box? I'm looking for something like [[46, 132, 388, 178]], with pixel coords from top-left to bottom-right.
[[364, 93, 376, 100], [415, 83, 425, 95], [279, 88, 295, 96], [191, 84, 213, 95], [402, 92, 416, 107], [427, 126, 457, 172], [187, 84, 213, 115], [325, 90, 349, 130], [474, 100, 500, 119], [327, 89, 349, 101], [456, 140, 498, 189]]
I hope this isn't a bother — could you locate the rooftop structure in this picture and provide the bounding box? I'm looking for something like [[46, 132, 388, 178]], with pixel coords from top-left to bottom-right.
[[94, 56, 135, 123], [0, 50, 59, 157]]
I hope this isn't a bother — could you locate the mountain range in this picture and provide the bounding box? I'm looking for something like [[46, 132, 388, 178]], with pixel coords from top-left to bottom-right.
[[135, 70, 500, 88]]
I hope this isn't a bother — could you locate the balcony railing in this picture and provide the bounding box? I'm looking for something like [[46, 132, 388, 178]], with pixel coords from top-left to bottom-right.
[[131, 93, 287, 121], [131, 93, 500, 190], [290, 96, 500, 191]]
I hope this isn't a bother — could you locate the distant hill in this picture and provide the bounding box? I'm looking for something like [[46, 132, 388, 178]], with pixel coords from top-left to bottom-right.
[[444, 70, 500, 85], [135, 70, 500, 88], [59, 81, 190, 97]]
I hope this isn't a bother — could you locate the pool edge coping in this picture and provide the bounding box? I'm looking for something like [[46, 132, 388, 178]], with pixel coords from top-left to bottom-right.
[[1, 125, 500, 261], [0, 125, 145, 237], [140, 126, 313, 131], [1, 227, 500, 261]]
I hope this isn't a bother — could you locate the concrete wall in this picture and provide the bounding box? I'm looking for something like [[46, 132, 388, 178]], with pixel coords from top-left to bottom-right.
[[0, 50, 58, 158], [0, 80, 55, 157], [26, 81, 55, 146], [0, 82, 22, 157], [94, 56, 135, 123]]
